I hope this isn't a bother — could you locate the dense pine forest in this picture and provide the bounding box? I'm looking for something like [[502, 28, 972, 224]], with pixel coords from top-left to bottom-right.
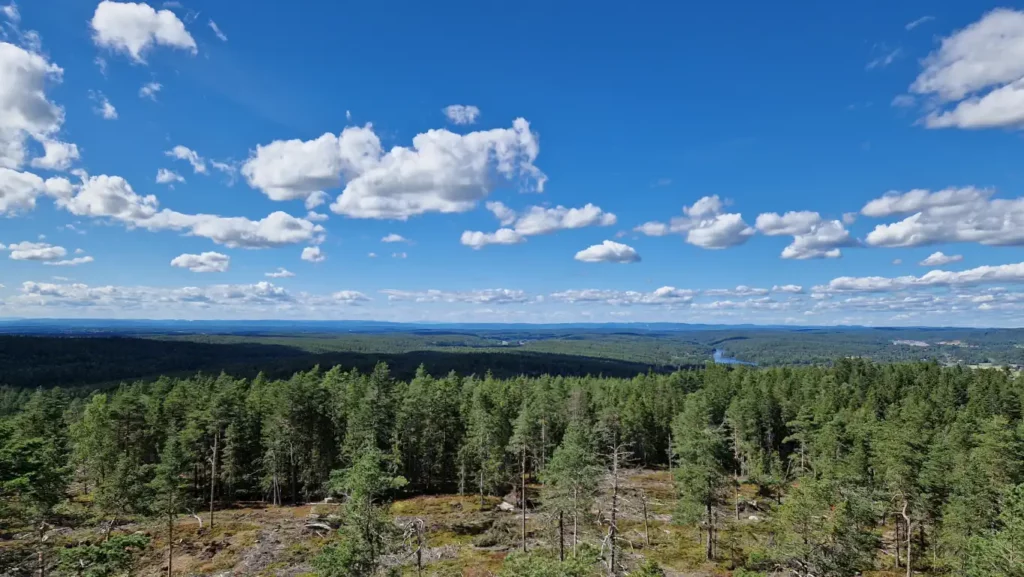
[[4, 327, 1024, 390], [3, 359, 1024, 576]]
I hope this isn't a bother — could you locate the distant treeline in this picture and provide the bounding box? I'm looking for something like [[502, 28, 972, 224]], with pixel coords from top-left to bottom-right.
[[0, 335, 678, 389], [6, 327, 1024, 392]]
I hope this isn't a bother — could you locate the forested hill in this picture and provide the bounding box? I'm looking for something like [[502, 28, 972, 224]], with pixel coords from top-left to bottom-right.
[[0, 334, 677, 389], [4, 324, 1024, 390], [3, 359, 1024, 576]]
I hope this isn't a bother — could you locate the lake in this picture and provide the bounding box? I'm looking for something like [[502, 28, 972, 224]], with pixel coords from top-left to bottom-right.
[[712, 349, 757, 366]]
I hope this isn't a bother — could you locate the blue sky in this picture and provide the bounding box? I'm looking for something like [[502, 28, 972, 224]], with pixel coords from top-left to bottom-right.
[[3, 0, 1024, 325]]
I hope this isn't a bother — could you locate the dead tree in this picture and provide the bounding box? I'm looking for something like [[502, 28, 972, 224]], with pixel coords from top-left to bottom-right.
[[209, 430, 218, 531], [640, 489, 651, 547], [399, 518, 426, 577], [602, 435, 633, 576], [521, 444, 528, 553]]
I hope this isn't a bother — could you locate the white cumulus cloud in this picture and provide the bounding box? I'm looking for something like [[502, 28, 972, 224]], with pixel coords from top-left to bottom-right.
[[909, 9, 1024, 129], [0, 42, 67, 171], [861, 186, 1024, 247], [243, 119, 545, 219], [460, 229, 524, 250], [574, 240, 640, 263], [920, 251, 964, 267], [301, 246, 324, 262], [6, 241, 66, 261], [635, 195, 754, 249], [91, 1, 197, 63], [54, 174, 325, 249], [756, 211, 856, 259], [0, 169, 72, 215], [265, 267, 294, 278], [30, 140, 79, 171], [170, 251, 229, 272], [462, 203, 616, 249]]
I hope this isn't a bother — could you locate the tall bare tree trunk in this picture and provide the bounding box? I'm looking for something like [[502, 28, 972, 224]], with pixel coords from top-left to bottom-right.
[[641, 490, 650, 547], [705, 503, 713, 560], [732, 427, 741, 523], [209, 430, 218, 532], [37, 521, 45, 577], [271, 451, 280, 506], [573, 488, 579, 557], [166, 512, 173, 577], [521, 445, 527, 553], [609, 444, 619, 576], [902, 501, 913, 577], [734, 478, 740, 521], [479, 465, 485, 510], [416, 520, 423, 577], [559, 511, 565, 562], [289, 443, 297, 505], [896, 515, 902, 569]]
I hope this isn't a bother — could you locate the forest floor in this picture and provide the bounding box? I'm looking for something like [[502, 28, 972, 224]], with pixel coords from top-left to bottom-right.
[[2, 469, 912, 577], [130, 469, 725, 576]]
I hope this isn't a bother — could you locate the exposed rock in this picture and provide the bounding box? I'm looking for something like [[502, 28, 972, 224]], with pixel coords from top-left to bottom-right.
[[450, 517, 493, 535]]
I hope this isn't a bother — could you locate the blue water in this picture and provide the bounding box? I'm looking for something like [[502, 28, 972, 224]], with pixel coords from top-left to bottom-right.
[[713, 349, 757, 366]]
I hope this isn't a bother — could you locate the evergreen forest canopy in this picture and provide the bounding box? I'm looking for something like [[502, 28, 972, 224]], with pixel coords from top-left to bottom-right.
[[3, 358, 1024, 576]]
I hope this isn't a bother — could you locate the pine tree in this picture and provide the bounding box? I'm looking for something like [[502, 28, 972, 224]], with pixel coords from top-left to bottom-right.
[[150, 432, 190, 577], [462, 384, 505, 508], [541, 417, 600, 560], [874, 401, 926, 575], [0, 390, 71, 577], [966, 483, 1024, 576], [671, 393, 730, 560], [938, 414, 1022, 571], [73, 391, 152, 539], [316, 442, 407, 576], [508, 397, 537, 552], [771, 477, 878, 577]]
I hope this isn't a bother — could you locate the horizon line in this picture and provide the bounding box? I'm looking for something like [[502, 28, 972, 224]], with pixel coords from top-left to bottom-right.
[[0, 317, 1019, 331]]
